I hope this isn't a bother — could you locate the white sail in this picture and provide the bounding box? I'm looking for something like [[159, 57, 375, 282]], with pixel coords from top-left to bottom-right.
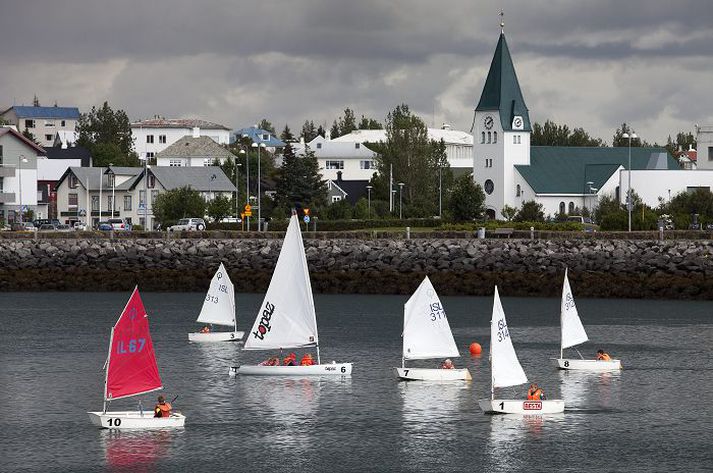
[[490, 286, 528, 389], [560, 268, 588, 350], [402, 276, 460, 360], [244, 214, 319, 350], [196, 263, 236, 328]]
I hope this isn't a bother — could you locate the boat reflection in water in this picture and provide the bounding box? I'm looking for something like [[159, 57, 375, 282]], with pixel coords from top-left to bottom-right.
[[102, 429, 178, 472], [559, 369, 622, 411]]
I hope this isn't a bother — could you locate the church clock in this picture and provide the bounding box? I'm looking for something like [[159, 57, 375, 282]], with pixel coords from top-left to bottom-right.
[[484, 116, 494, 130]]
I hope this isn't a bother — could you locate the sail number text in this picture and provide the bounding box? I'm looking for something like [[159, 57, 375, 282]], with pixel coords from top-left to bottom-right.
[[116, 338, 146, 354], [496, 319, 510, 342], [206, 284, 229, 304], [429, 302, 446, 321]]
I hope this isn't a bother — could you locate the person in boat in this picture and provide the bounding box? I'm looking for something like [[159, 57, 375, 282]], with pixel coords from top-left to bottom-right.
[[300, 353, 315, 366], [200, 325, 210, 334], [259, 357, 280, 366], [596, 349, 612, 361], [283, 352, 297, 366], [441, 359, 454, 369], [527, 383, 546, 401], [154, 395, 172, 418]]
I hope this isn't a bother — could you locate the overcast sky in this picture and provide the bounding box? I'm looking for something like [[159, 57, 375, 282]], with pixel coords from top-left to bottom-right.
[[1, 0, 711, 145]]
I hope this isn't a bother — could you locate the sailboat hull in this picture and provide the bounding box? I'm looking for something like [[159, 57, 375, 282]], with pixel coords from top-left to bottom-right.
[[230, 363, 352, 377], [88, 411, 186, 429], [478, 399, 565, 415], [394, 367, 472, 381], [554, 358, 622, 371], [188, 331, 245, 343]]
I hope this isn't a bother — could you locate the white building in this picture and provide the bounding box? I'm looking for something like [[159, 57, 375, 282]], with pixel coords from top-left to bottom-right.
[[131, 117, 231, 163], [1, 105, 80, 148], [155, 134, 234, 167], [332, 125, 473, 171], [294, 134, 378, 181], [0, 127, 44, 223]]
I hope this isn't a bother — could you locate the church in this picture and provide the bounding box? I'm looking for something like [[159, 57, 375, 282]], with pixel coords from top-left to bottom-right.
[[470, 26, 703, 220]]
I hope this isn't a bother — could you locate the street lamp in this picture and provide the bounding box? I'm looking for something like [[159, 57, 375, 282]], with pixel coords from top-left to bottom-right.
[[18, 155, 28, 223], [106, 166, 116, 218], [586, 181, 598, 212], [622, 131, 638, 232], [234, 152, 243, 223], [366, 185, 373, 219], [398, 182, 405, 220], [251, 142, 266, 231]]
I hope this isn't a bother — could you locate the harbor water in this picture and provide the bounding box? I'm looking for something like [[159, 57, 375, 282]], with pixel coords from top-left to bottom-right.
[[1, 292, 712, 472]]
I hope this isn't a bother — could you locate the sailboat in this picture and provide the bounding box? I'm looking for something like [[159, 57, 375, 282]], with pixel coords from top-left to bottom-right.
[[88, 287, 186, 428], [553, 269, 622, 371], [188, 263, 245, 343], [395, 276, 472, 381], [479, 286, 565, 414], [230, 213, 352, 376]]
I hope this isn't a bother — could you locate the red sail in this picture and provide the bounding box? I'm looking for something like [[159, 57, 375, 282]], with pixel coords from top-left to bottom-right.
[[105, 287, 162, 401]]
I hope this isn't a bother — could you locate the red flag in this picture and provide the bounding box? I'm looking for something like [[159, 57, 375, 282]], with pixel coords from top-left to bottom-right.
[[105, 287, 162, 401]]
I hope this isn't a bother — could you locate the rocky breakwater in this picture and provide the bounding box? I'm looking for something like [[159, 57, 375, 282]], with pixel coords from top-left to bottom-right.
[[1, 237, 713, 299]]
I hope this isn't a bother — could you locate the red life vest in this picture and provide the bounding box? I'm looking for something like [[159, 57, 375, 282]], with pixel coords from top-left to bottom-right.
[[527, 388, 543, 401], [597, 353, 612, 361], [154, 402, 172, 418]]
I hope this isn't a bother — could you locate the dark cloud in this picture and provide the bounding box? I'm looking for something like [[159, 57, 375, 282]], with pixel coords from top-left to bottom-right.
[[1, 0, 712, 144]]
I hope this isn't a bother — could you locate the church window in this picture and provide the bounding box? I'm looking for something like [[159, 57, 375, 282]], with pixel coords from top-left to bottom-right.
[[708, 147, 713, 161], [481, 132, 485, 144], [484, 179, 494, 195], [516, 184, 521, 197], [487, 132, 491, 144], [513, 136, 517, 144], [559, 202, 565, 214], [568, 202, 575, 214], [493, 132, 498, 143]]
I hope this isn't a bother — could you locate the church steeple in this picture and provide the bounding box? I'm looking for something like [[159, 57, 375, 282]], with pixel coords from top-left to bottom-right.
[[476, 32, 531, 132]]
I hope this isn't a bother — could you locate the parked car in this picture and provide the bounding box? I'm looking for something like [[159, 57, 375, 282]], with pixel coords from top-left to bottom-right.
[[96, 221, 113, 232], [567, 215, 598, 232], [11, 222, 36, 231], [107, 218, 131, 231], [55, 224, 72, 232], [168, 218, 207, 232], [73, 222, 88, 231], [33, 218, 60, 228], [38, 223, 58, 231]]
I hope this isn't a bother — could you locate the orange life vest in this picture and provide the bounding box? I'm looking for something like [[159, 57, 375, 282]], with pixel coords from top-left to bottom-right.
[[283, 356, 296, 366], [300, 355, 314, 366], [154, 402, 172, 418], [527, 388, 543, 401], [597, 353, 612, 361]]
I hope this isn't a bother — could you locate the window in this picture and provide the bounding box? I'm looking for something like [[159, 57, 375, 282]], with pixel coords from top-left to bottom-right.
[[124, 195, 132, 211], [61, 120, 66, 127], [513, 135, 517, 144], [146, 152, 154, 158], [331, 196, 342, 203], [360, 160, 374, 169], [107, 195, 114, 212], [559, 202, 565, 214], [325, 160, 344, 169], [518, 135, 522, 144], [107, 173, 115, 187], [45, 134, 53, 142], [262, 133, 269, 141], [169, 159, 183, 167], [159, 135, 166, 144], [493, 131, 498, 144], [148, 175, 156, 188], [203, 158, 211, 166], [139, 190, 146, 207], [316, 143, 322, 149], [487, 132, 492, 144], [481, 132, 485, 144], [568, 202, 575, 214], [25, 119, 35, 128], [484, 179, 494, 195], [355, 143, 361, 149], [709, 147, 713, 161], [0, 145, 3, 161], [151, 190, 159, 205], [146, 135, 154, 144], [68, 193, 78, 207], [91, 196, 99, 211], [516, 184, 521, 197], [45, 121, 55, 127], [0, 177, 4, 191]]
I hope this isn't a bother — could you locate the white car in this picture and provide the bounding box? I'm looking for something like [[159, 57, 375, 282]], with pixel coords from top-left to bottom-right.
[[168, 218, 206, 232], [107, 218, 131, 231], [73, 222, 89, 231]]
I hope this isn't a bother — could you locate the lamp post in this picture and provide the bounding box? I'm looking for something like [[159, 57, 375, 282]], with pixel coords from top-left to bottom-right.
[[586, 181, 598, 212], [366, 185, 373, 219], [18, 155, 28, 223], [622, 131, 638, 232], [398, 182, 405, 220], [235, 152, 243, 222], [251, 142, 266, 231], [107, 166, 115, 218]]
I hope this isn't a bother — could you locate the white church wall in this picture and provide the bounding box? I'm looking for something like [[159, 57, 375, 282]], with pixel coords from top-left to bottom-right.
[[619, 169, 713, 207]]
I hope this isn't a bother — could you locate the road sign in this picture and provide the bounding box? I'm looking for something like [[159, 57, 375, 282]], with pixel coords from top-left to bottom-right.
[[303, 215, 310, 224], [304, 208, 310, 216]]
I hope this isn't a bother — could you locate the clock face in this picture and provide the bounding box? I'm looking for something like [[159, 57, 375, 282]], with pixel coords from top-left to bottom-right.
[[484, 116, 494, 130], [512, 116, 523, 129]]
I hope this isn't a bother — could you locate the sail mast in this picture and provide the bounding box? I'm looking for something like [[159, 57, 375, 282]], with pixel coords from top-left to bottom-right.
[[102, 326, 115, 413], [560, 268, 566, 359]]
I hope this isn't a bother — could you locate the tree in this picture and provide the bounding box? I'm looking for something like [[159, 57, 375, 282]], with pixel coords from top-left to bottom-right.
[[32, 94, 40, 107], [316, 124, 326, 138], [531, 120, 604, 146], [330, 120, 340, 139], [515, 200, 545, 222], [612, 122, 649, 147], [275, 143, 327, 210], [22, 129, 39, 145], [449, 174, 485, 221], [501, 204, 518, 221], [280, 124, 294, 142], [76, 101, 138, 166], [358, 115, 382, 130], [301, 120, 318, 142], [207, 194, 232, 222], [257, 119, 275, 134], [353, 197, 369, 219], [330, 108, 359, 138], [152, 186, 206, 226], [666, 131, 696, 157], [324, 199, 353, 220]]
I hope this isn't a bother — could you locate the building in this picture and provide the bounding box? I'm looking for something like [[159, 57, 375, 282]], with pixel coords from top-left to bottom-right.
[[155, 135, 235, 167], [0, 127, 45, 223], [1, 105, 80, 148], [294, 134, 378, 181], [332, 125, 474, 171], [232, 126, 286, 150], [131, 117, 231, 163], [53, 130, 79, 148], [327, 172, 369, 204], [55, 165, 235, 229]]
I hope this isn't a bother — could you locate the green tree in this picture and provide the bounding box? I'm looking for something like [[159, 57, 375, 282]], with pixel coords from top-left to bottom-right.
[[358, 115, 382, 130], [501, 204, 518, 221], [257, 119, 275, 134], [612, 123, 650, 147], [353, 197, 369, 219], [301, 120, 318, 142], [316, 124, 326, 138], [76, 101, 138, 166], [207, 194, 232, 222], [515, 200, 545, 222], [324, 199, 353, 220], [661, 188, 713, 228], [531, 120, 603, 146], [449, 173, 485, 222], [22, 129, 39, 145], [280, 124, 294, 142], [275, 143, 327, 210], [152, 186, 206, 226], [665, 131, 696, 157]]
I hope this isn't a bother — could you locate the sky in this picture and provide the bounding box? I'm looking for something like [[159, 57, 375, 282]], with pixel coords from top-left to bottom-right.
[[1, 0, 712, 146]]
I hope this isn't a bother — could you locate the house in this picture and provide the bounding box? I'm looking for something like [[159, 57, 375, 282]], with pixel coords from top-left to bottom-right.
[[232, 126, 285, 151], [332, 125, 474, 172], [155, 135, 235, 167], [294, 135, 378, 181], [0, 127, 45, 223], [36, 155, 83, 220], [1, 105, 80, 148], [131, 117, 231, 163], [327, 171, 369, 205]]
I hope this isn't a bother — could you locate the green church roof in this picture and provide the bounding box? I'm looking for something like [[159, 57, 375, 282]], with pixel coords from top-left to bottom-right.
[[476, 33, 531, 132], [515, 147, 679, 194]]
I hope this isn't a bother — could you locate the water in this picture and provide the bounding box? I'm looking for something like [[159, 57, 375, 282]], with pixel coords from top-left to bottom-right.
[[1, 292, 712, 472]]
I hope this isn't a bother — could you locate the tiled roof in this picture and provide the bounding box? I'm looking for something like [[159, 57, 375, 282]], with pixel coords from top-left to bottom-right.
[[4, 105, 80, 119], [515, 147, 678, 194], [156, 136, 234, 159], [329, 178, 370, 205], [141, 166, 236, 192], [131, 118, 230, 130], [232, 127, 286, 147]]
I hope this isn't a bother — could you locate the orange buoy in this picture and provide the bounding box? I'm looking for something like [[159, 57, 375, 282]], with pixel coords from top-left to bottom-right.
[[469, 342, 482, 356]]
